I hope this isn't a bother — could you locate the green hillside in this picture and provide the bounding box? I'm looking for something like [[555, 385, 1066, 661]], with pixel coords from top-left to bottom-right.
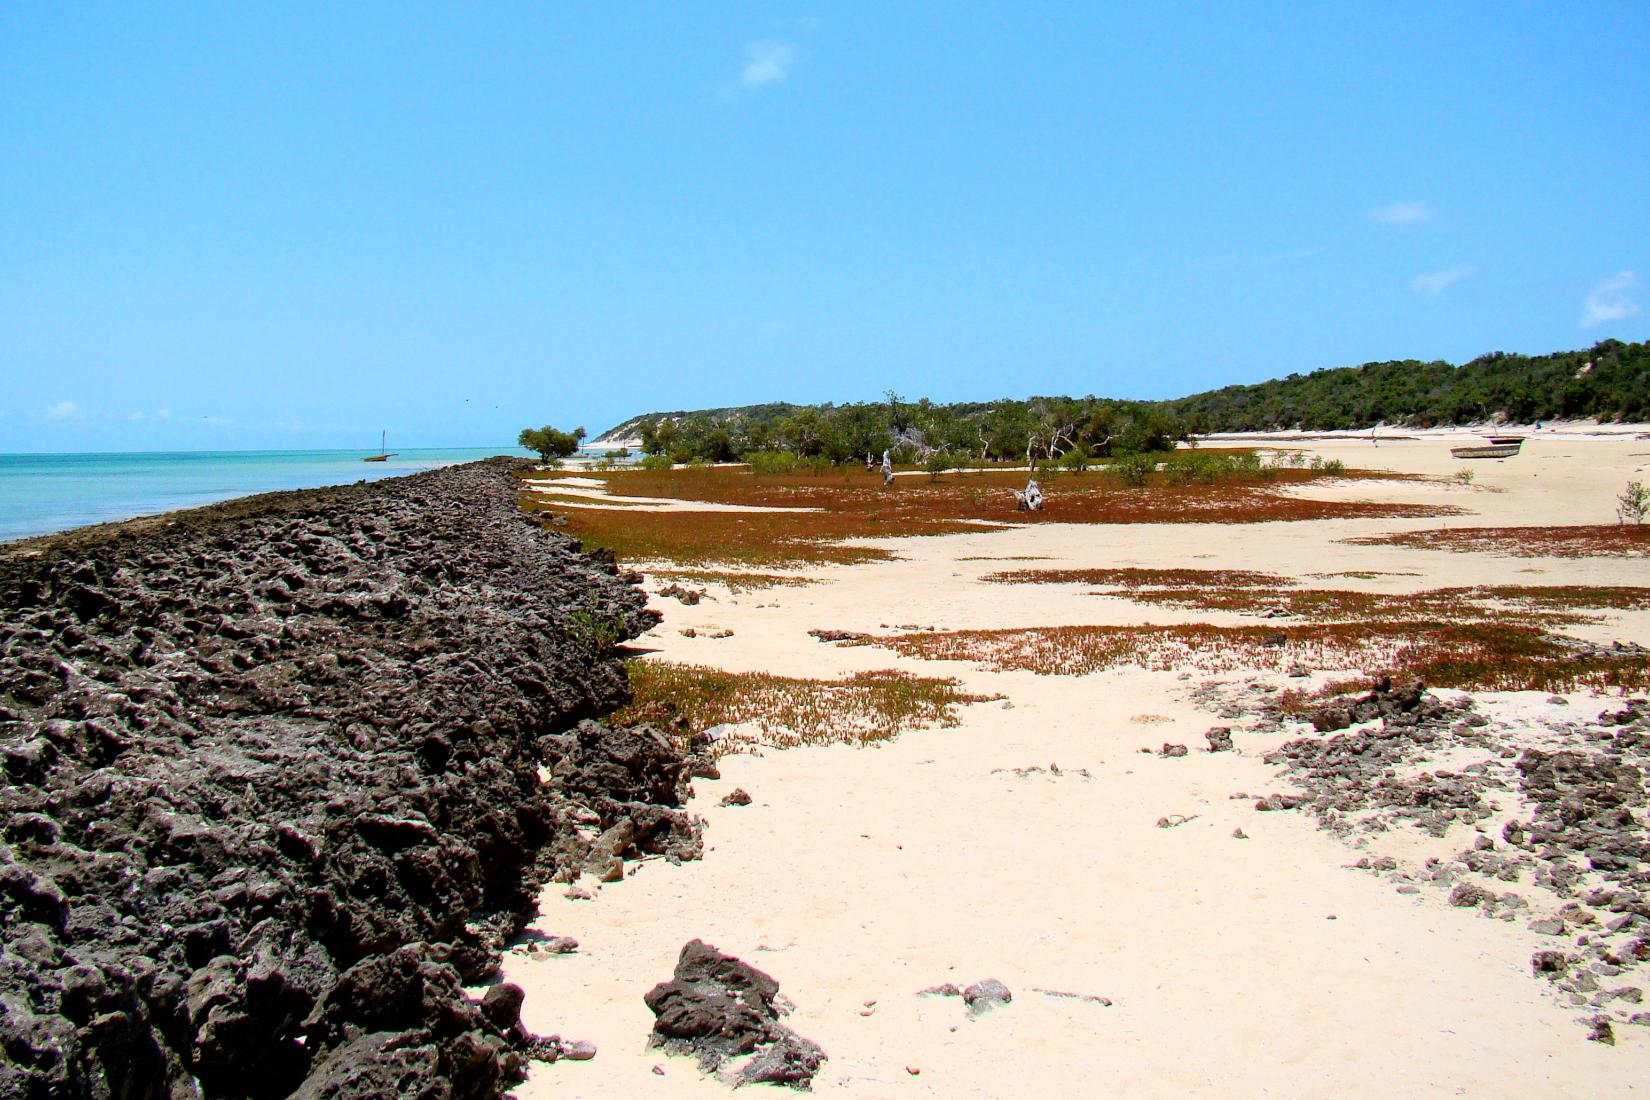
[[595, 339, 1647, 465]]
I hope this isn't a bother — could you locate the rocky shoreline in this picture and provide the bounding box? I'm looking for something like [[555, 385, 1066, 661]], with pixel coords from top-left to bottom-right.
[[0, 460, 701, 1099], [1206, 676, 1650, 1038]]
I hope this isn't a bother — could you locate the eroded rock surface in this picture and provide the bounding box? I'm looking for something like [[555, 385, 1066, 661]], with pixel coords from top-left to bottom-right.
[[643, 939, 826, 1090], [0, 460, 689, 1099]]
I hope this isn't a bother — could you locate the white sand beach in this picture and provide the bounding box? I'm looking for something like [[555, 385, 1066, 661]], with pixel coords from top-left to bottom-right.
[[505, 430, 1650, 1098]]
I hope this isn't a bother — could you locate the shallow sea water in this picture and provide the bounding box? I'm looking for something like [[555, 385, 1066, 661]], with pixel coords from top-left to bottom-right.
[[0, 447, 538, 542]]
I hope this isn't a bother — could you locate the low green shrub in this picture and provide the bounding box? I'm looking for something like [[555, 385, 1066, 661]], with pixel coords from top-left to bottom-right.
[[1112, 451, 1157, 486], [1058, 444, 1093, 473], [748, 450, 800, 476]]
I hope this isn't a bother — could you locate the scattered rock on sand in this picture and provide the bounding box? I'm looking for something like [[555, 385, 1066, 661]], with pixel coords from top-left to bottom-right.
[[658, 583, 706, 605], [963, 979, 1013, 1017], [1160, 743, 1189, 758], [720, 788, 753, 807], [644, 939, 826, 1090], [1033, 987, 1113, 1006], [1448, 882, 1492, 908], [1254, 794, 1303, 811], [1587, 1015, 1616, 1045], [809, 628, 871, 644], [1532, 950, 1570, 978], [1205, 726, 1234, 753], [1303, 676, 1462, 734]]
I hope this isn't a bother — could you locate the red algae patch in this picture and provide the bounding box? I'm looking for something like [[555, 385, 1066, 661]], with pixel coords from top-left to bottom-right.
[[983, 567, 1291, 588], [524, 464, 1462, 567], [869, 621, 1650, 694], [1346, 525, 1650, 558], [1116, 585, 1650, 624]]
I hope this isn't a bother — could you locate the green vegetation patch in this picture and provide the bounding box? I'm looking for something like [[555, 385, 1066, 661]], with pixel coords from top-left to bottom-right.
[[611, 660, 1002, 753], [648, 569, 819, 593]]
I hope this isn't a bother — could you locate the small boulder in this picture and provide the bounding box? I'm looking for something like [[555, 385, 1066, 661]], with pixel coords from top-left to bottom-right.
[[1448, 883, 1491, 908], [1531, 950, 1569, 978], [584, 818, 637, 883], [963, 979, 1012, 1018], [643, 940, 826, 1090]]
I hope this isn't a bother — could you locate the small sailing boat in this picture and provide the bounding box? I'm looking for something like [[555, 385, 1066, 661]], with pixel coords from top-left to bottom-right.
[[363, 430, 397, 462]]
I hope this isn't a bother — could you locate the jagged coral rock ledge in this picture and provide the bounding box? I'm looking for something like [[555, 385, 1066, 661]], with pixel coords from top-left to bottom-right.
[[0, 459, 700, 1100]]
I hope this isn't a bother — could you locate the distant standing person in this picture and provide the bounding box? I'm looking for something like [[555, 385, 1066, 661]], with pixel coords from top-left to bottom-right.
[[882, 449, 894, 486]]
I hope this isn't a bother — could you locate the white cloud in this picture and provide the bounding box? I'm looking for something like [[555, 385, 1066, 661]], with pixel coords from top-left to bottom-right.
[[1371, 201, 1434, 225], [44, 400, 78, 419], [1412, 266, 1474, 295], [740, 40, 797, 87], [199, 416, 235, 428], [1582, 270, 1642, 327]]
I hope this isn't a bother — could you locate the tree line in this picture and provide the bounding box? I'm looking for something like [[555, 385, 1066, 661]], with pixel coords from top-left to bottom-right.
[[1164, 339, 1648, 432], [549, 338, 1646, 467]]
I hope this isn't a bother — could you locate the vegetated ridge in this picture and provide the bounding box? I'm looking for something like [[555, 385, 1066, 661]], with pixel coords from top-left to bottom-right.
[[591, 339, 1647, 465]]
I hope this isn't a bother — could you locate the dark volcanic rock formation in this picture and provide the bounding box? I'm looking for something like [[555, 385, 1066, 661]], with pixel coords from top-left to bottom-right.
[[0, 460, 685, 1099], [643, 939, 826, 1090]]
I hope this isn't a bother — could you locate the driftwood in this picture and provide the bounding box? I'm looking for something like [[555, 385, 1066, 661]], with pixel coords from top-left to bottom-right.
[[1013, 478, 1044, 511]]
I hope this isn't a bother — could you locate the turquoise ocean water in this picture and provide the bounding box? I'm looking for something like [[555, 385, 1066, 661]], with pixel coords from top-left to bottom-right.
[[0, 447, 537, 543]]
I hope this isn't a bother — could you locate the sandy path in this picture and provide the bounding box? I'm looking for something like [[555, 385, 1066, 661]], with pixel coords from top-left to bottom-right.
[[505, 431, 1650, 1097]]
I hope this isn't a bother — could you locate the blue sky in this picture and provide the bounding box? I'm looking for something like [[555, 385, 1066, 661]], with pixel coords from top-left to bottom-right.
[[3, 3, 1646, 452]]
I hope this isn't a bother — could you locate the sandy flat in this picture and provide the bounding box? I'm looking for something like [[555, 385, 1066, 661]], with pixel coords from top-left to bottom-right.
[[505, 430, 1650, 1098], [521, 477, 823, 513]]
